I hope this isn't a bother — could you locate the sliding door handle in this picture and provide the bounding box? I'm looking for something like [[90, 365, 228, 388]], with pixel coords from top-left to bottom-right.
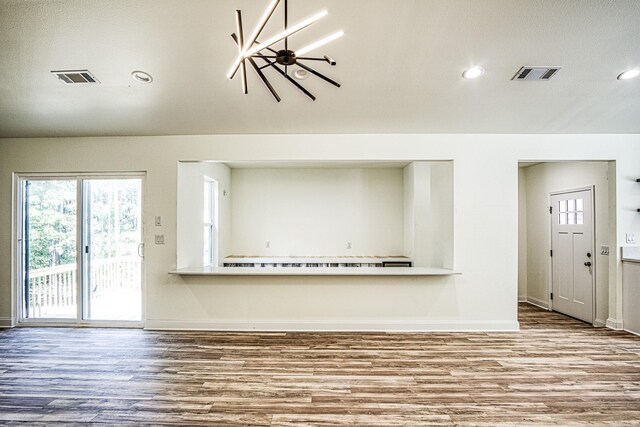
[[137, 243, 145, 258]]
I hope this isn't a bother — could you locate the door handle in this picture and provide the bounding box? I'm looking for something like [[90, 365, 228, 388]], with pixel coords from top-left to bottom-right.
[[137, 243, 145, 258], [584, 261, 592, 267]]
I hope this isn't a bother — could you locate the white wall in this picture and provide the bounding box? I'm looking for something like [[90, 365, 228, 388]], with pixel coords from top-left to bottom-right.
[[408, 162, 431, 266], [177, 162, 231, 268], [1, 134, 639, 331], [521, 161, 611, 325], [429, 162, 454, 269], [403, 161, 453, 268], [230, 167, 404, 257]]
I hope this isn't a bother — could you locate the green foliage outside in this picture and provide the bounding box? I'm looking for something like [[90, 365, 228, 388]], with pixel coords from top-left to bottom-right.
[[27, 180, 77, 270]]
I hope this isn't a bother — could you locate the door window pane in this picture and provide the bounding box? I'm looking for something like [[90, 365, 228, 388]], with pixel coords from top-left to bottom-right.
[[577, 212, 584, 225], [568, 199, 576, 211], [559, 200, 567, 212], [23, 179, 78, 319], [84, 179, 142, 321], [559, 213, 567, 225], [568, 212, 576, 225], [576, 198, 583, 212]]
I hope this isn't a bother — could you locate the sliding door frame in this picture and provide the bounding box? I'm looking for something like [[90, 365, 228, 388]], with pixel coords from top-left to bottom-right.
[[13, 172, 146, 328]]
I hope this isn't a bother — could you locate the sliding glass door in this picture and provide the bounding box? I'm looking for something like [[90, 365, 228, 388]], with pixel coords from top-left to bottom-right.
[[18, 175, 144, 325]]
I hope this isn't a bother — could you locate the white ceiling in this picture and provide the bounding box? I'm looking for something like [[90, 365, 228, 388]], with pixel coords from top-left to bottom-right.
[[1, 0, 639, 138]]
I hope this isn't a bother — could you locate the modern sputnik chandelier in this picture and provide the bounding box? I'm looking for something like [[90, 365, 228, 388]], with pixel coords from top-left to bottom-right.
[[227, 0, 343, 101]]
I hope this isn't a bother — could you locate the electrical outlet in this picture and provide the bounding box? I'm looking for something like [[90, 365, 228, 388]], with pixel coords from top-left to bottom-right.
[[627, 233, 637, 244], [600, 245, 609, 256], [155, 234, 165, 245], [155, 216, 162, 226]]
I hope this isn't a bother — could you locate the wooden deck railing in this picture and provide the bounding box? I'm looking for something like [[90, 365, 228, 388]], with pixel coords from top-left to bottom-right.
[[26, 256, 140, 318]]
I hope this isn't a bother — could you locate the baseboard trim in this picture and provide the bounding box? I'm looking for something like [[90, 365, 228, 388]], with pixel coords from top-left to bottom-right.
[[0, 317, 14, 328], [525, 296, 550, 310], [624, 328, 640, 337], [518, 296, 527, 303], [594, 318, 606, 328], [606, 318, 623, 330], [145, 319, 520, 333]]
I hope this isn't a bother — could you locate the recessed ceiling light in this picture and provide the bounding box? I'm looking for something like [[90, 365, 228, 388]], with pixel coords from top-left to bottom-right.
[[462, 66, 484, 79], [131, 70, 153, 83], [293, 68, 310, 80], [617, 69, 640, 80]]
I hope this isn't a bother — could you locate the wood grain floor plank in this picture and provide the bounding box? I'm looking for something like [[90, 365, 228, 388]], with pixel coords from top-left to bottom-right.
[[0, 303, 639, 425]]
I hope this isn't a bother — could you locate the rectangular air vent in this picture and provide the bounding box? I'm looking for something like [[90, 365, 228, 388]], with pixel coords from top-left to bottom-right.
[[512, 66, 561, 81], [51, 70, 100, 84]]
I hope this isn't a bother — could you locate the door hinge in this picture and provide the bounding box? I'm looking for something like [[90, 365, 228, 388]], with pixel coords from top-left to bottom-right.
[[549, 206, 553, 214], [550, 249, 553, 257], [550, 292, 553, 300]]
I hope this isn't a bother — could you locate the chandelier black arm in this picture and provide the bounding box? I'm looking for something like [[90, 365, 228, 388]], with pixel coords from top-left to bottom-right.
[[295, 61, 340, 87], [297, 56, 337, 66], [232, 33, 281, 102], [255, 53, 316, 101], [247, 57, 281, 102]]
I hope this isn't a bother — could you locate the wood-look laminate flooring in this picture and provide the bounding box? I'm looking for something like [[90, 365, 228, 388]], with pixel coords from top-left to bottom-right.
[[0, 303, 639, 426]]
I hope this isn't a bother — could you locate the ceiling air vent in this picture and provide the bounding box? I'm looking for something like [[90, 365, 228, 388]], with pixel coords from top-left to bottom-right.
[[51, 70, 100, 84], [512, 66, 561, 81]]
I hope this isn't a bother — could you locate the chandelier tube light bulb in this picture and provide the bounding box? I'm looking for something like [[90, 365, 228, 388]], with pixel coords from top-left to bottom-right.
[[462, 66, 484, 79], [235, 10, 248, 94], [617, 69, 640, 80], [296, 30, 344, 56]]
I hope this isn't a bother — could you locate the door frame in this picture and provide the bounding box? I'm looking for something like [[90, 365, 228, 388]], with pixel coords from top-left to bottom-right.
[[548, 185, 596, 325], [12, 172, 146, 328]]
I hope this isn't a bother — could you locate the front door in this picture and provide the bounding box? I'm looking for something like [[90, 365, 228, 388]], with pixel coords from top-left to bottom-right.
[[550, 188, 594, 323]]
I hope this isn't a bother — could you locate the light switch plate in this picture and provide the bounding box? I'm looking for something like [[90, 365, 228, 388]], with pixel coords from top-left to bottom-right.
[[155, 216, 162, 226], [600, 245, 609, 256], [155, 234, 165, 244], [626, 233, 637, 244]]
